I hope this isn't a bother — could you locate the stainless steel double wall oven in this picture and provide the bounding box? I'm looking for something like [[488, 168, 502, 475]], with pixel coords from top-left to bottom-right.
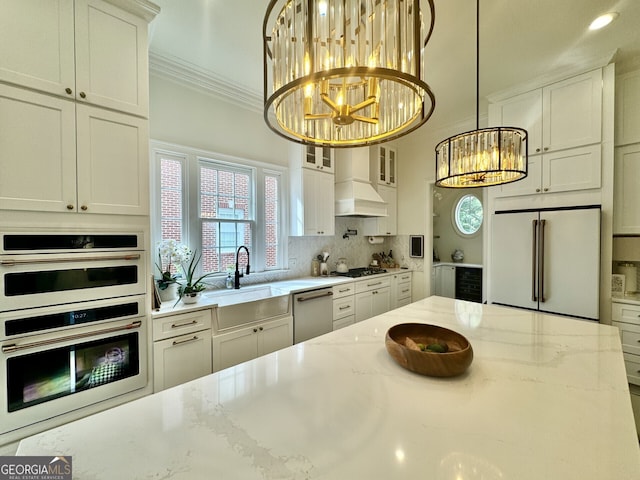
[[0, 231, 148, 437]]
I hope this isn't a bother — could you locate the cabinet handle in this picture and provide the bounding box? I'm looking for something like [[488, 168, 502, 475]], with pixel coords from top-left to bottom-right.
[[172, 335, 199, 346], [338, 288, 351, 293], [65, 87, 72, 95], [366, 281, 382, 287], [339, 305, 351, 310], [171, 319, 198, 329], [66, 204, 74, 210], [79, 91, 86, 99], [401, 289, 410, 294], [80, 205, 88, 211]]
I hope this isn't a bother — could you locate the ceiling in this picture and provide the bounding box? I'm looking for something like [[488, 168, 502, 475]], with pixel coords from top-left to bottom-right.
[[148, 0, 640, 131]]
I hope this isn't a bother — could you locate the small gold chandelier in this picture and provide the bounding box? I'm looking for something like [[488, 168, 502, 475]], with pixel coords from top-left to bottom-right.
[[263, 0, 436, 147], [434, 0, 527, 188]]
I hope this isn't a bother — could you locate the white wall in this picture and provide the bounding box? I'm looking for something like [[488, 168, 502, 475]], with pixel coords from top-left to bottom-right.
[[149, 75, 289, 167]]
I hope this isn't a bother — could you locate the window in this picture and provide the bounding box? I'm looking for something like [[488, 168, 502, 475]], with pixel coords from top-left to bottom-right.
[[152, 143, 285, 277], [453, 194, 483, 236]]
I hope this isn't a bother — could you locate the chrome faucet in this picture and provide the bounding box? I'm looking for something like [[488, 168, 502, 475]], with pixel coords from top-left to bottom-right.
[[234, 245, 250, 289]]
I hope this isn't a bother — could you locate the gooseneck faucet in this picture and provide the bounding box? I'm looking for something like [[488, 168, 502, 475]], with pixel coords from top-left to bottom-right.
[[234, 245, 250, 289]]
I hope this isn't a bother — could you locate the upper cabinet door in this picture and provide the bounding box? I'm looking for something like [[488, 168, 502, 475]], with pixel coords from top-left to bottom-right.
[[0, 0, 75, 96], [542, 69, 602, 152], [488, 89, 543, 154], [303, 146, 334, 173], [75, 0, 149, 117]]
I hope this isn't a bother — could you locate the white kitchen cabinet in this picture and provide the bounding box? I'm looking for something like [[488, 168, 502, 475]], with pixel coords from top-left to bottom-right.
[[370, 145, 397, 187], [0, 84, 149, 215], [495, 145, 601, 198], [298, 144, 334, 173], [0, 0, 151, 117], [290, 167, 335, 236], [612, 302, 640, 386], [616, 69, 640, 146], [355, 276, 391, 322], [362, 185, 397, 236], [488, 69, 603, 199], [212, 316, 293, 372], [332, 282, 355, 330], [391, 271, 412, 308], [433, 265, 456, 298], [153, 308, 213, 392], [490, 69, 602, 154], [613, 144, 640, 234]]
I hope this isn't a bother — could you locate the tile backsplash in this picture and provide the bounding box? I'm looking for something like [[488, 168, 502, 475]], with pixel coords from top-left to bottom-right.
[[205, 217, 425, 289]]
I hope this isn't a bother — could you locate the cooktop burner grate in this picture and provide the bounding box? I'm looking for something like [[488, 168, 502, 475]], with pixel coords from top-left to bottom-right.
[[332, 267, 387, 278]]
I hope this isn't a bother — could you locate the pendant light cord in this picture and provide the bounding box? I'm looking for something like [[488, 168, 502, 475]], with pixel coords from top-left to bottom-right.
[[475, 0, 480, 131]]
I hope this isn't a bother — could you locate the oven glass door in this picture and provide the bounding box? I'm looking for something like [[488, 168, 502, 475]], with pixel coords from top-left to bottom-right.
[[1, 318, 148, 434]]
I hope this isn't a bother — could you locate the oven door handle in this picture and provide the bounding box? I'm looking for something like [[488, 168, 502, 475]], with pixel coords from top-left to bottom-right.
[[1, 321, 142, 354], [0, 254, 141, 266]]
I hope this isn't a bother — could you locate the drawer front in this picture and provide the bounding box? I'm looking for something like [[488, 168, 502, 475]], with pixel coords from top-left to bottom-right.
[[332, 282, 355, 299], [612, 302, 640, 325], [333, 315, 355, 331], [153, 309, 213, 341], [623, 353, 640, 386], [397, 280, 412, 300], [355, 276, 391, 293], [396, 297, 412, 308], [614, 320, 640, 356], [396, 272, 412, 283], [333, 296, 355, 320]]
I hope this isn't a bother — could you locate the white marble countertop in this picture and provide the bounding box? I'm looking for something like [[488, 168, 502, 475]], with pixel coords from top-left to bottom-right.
[[17, 296, 640, 478], [153, 269, 411, 318], [433, 261, 483, 268], [612, 293, 640, 306]]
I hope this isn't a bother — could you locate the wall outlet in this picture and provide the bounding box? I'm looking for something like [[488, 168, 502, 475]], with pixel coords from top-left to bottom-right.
[[289, 257, 297, 267]]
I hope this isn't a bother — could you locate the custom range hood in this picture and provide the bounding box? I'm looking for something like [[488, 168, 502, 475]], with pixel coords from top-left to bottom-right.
[[334, 148, 388, 217]]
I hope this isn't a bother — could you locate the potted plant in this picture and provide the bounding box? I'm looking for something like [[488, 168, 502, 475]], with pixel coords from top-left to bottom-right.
[[155, 239, 190, 301], [175, 249, 216, 305]]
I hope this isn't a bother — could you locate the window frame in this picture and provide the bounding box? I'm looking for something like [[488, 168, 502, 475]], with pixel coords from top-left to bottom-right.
[[451, 193, 484, 238], [151, 141, 288, 279]]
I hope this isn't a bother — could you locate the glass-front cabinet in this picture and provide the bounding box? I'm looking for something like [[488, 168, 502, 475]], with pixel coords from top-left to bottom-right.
[[373, 145, 396, 187], [304, 146, 334, 173]]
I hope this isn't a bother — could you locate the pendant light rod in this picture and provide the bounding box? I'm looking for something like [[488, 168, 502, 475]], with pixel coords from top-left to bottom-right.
[[475, 0, 480, 131]]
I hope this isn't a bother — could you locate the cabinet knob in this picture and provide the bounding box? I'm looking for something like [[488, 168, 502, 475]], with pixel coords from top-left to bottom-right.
[[66, 204, 74, 210], [259, 327, 263, 331], [80, 205, 88, 211], [535, 188, 541, 193], [79, 91, 86, 99], [253, 328, 258, 333], [65, 87, 73, 95], [535, 148, 541, 153], [544, 147, 549, 151], [543, 187, 549, 192]]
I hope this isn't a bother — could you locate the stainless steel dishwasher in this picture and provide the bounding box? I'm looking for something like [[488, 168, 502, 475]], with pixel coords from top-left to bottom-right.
[[293, 287, 334, 343]]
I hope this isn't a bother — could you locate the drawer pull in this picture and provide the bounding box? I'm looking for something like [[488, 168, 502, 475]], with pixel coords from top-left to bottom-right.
[[172, 335, 199, 346], [171, 319, 198, 328], [367, 281, 382, 287], [338, 288, 351, 293], [339, 305, 351, 310]]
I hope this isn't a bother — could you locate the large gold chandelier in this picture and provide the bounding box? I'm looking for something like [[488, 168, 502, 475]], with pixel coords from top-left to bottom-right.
[[263, 0, 436, 147]]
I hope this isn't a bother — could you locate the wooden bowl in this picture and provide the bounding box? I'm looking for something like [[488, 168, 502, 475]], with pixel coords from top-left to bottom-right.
[[385, 323, 473, 377]]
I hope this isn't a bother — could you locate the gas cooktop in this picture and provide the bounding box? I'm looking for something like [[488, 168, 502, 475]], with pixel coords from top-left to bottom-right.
[[332, 267, 388, 278]]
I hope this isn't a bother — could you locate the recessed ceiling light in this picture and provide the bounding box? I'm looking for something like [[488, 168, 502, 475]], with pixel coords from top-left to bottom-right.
[[589, 12, 619, 30]]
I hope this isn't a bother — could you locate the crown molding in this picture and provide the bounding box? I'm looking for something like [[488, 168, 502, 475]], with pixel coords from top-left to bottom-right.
[[105, 0, 160, 22], [149, 51, 263, 113]]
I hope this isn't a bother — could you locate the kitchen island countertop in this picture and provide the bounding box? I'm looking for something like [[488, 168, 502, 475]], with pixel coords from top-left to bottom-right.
[[17, 296, 640, 478]]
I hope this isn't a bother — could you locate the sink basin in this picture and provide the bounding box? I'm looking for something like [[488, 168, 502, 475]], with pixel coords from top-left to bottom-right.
[[205, 286, 291, 330]]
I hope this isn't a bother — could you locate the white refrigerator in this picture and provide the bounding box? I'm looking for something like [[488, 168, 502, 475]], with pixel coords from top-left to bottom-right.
[[489, 206, 600, 320]]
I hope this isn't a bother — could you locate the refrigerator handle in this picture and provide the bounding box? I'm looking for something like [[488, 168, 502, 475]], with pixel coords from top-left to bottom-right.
[[539, 219, 546, 302], [532, 219, 538, 302]]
